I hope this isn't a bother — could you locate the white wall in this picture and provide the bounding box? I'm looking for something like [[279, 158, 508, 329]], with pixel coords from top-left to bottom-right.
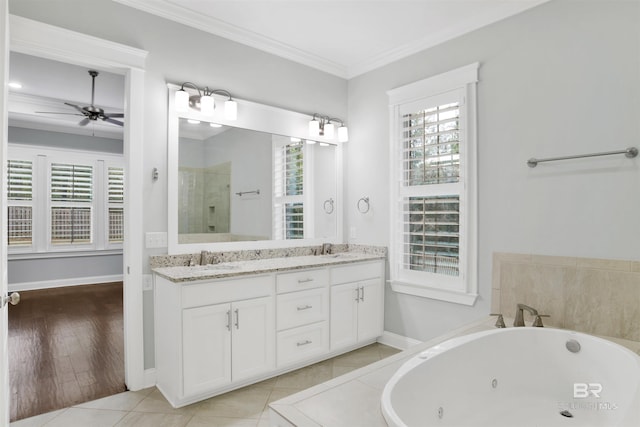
[[346, 0, 640, 341], [9, 0, 347, 369]]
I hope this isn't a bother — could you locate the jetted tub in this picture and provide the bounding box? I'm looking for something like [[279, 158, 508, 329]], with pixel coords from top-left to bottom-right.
[[381, 327, 640, 427]]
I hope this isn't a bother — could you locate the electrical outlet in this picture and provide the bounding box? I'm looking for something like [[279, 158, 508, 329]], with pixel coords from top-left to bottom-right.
[[349, 226, 357, 239], [145, 232, 167, 248], [142, 274, 153, 291]]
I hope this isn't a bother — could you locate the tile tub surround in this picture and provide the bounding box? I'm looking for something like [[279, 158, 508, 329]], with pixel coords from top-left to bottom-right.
[[149, 244, 386, 269], [268, 317, 640, 427], [152, 246, 386, 282], [492, 253, 640, 342]]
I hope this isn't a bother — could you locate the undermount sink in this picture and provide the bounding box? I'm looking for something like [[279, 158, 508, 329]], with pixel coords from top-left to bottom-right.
[[322, 253, 357, 259], [205, 263, 241, 270]]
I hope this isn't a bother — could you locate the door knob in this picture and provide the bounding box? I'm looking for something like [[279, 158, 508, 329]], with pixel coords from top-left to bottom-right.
[[2, 292, 20, 307]]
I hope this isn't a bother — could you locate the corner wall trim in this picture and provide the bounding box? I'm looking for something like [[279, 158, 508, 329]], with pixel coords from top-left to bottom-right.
[[8, 274, 124, 292], [377, 330, 422, 350]]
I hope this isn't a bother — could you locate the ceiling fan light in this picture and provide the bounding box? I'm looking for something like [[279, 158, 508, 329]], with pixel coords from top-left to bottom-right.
[[200, 95, 215, 116], [175, 89, 190, 112], [224, 99, 238, 120]]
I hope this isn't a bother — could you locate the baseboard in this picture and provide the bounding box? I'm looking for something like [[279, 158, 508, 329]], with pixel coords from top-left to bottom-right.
[[8, 274, 124, 292], [143, 368, 157, 389], [378, 330, 422, 350]]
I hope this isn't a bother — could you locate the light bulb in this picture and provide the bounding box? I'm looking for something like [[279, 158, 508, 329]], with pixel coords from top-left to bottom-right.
[[200, 95, 214, 116], [338, 125, 349, 142], [224, 99, 238, 120], [175, 89, 189, 112], [309, 119, 320, 137]]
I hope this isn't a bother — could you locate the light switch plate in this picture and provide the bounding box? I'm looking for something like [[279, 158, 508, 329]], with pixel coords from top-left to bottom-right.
[[142, 274, 153, 291], [145, 232, 167, 248]]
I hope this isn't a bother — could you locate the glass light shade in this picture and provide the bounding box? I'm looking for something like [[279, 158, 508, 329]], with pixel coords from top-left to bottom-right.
[[187, 119, 200, 124], [200, 95, 215, 116], [306, 139, 317, 145], [175, 89, 189, 112], [224, 99, 238, 120], [324, 122, 335, 139], [309, 119, 320, 137], [338, 125, 349, 142]]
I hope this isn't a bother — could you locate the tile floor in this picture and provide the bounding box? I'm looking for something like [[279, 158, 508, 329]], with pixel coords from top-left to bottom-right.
[[11, 343, 400, 427]]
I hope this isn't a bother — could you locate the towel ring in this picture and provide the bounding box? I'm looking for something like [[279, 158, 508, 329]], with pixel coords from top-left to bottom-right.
[[357, 196, 370, 214], [323, 198, 334, 214]]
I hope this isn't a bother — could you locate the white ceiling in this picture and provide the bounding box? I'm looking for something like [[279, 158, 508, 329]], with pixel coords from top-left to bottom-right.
[[8, 52, 125, 138], [114, 0, 550, 78]]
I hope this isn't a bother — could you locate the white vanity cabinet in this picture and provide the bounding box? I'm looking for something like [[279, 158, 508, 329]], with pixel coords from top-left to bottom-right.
[[330, 261, 384, 350], [155, 274, 275, 407], [154, 256, 384, 408]]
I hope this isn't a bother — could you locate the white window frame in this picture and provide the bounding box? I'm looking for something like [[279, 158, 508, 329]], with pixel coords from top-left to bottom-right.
[[7, 144, 124, 255], [387, 63, 479, 306]]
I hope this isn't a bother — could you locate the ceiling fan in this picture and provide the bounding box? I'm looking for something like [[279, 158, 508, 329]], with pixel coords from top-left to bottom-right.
[[37, 70, 124, 127]]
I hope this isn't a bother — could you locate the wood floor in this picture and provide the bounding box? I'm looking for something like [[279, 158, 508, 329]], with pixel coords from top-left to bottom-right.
[[8, 282, 126, 421]]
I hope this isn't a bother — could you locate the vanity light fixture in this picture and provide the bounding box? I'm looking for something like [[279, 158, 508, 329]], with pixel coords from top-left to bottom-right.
[[175, 82, 238, 120], [309, 114, 348, 142]]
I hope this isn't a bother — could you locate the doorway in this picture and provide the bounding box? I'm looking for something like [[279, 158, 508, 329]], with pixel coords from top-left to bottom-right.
[[1, 14, 148, 423]]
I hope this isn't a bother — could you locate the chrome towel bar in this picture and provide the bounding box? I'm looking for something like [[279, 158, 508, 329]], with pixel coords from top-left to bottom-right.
[[527, 147, 638, 168]]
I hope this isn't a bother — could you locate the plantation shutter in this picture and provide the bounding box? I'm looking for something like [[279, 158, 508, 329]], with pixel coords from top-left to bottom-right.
[[273, 142, 304, 239], [51, 163, 93, 202], [108, 167, 124, 242], [399, 90, 464, 278], [50, 163, 93, 245], [7, 160, 33, 246]]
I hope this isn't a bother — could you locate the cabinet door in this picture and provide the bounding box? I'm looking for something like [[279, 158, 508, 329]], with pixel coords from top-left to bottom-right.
[[357, 278, 383, 342], [231, 296, 275, 382], [330, 283, 359, 350], [182, 303, 231, 396]]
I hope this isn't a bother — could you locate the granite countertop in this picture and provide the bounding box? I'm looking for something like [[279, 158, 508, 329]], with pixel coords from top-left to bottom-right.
[[153, 252, 385, 283]]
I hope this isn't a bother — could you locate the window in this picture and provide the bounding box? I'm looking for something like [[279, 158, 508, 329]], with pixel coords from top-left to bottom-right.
[[7, 145, 124, 254], [273, 141, 305, 240], [7, 160, 33, 246], [50, 163, 93, 245], [388, 63, 478, 305]]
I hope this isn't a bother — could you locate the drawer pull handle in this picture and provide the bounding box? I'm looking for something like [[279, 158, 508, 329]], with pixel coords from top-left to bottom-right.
[[226, 310, 231, 331], [360, 285, 365, 302], [297, 305, 313, 311], [296, 340, 312, 347], [297, 278, 314, 284], [234, 308, 239, 329]]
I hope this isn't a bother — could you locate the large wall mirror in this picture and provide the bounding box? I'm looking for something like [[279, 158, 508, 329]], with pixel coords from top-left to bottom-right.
[[167, 85, 343, 254]]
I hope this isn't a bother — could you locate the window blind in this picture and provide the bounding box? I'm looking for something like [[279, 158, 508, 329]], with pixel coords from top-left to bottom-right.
[[108, 167, 124, 203], [273, 142, 304, 240], [402, 196, 460, 276], [402, 102, 460, 186], [51, 207, 92, 244], [107, 167, 124, 243], [8, 160, 33, 200], [51, 163, 93, 202], [7, 160, 33, 246], [284, 202, 304, 240]]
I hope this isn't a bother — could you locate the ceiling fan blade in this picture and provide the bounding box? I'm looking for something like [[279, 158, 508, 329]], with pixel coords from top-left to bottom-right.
[[79, 118, 91, 126], [103, 113, 124, 118], [65, 102, 87, 114], [35, 111, 84, 116], [102, 117, 124, 127]]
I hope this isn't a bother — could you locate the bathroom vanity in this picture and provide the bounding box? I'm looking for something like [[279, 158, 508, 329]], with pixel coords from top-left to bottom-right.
[[153, 253, 384, 408]]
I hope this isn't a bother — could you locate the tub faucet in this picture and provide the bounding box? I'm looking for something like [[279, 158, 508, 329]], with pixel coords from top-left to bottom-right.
[[513, 303, 538, 327]]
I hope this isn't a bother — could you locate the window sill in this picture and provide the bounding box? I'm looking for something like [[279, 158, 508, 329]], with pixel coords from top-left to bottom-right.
[[388, 280, 478, 306]]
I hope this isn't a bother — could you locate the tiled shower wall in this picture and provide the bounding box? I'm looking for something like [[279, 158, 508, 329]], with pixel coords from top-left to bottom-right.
[[492, 253, 640, 342]]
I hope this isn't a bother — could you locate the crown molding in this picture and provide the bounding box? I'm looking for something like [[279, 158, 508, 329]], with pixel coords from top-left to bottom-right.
[[113, 0, 348, 78], [114, 0, 550, 80]]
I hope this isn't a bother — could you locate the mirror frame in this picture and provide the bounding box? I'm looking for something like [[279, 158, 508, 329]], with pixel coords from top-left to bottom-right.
[[167, 84, 344, 255]]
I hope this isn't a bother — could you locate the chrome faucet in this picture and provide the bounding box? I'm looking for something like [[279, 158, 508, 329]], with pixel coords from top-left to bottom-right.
[[513, 303, 538, 327], [321, 243, 332, 255]]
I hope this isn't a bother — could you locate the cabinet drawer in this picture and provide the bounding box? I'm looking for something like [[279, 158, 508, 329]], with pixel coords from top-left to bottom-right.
[[330, 261, 382, 285], [277, 322, 328, 367], [182, 275, 274, 309], [276, 268, 328, 294], [277, 288, 328, 331]]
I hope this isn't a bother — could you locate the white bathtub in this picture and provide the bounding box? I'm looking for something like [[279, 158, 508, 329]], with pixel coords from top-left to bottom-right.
[[381, 327, 640, 427]]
